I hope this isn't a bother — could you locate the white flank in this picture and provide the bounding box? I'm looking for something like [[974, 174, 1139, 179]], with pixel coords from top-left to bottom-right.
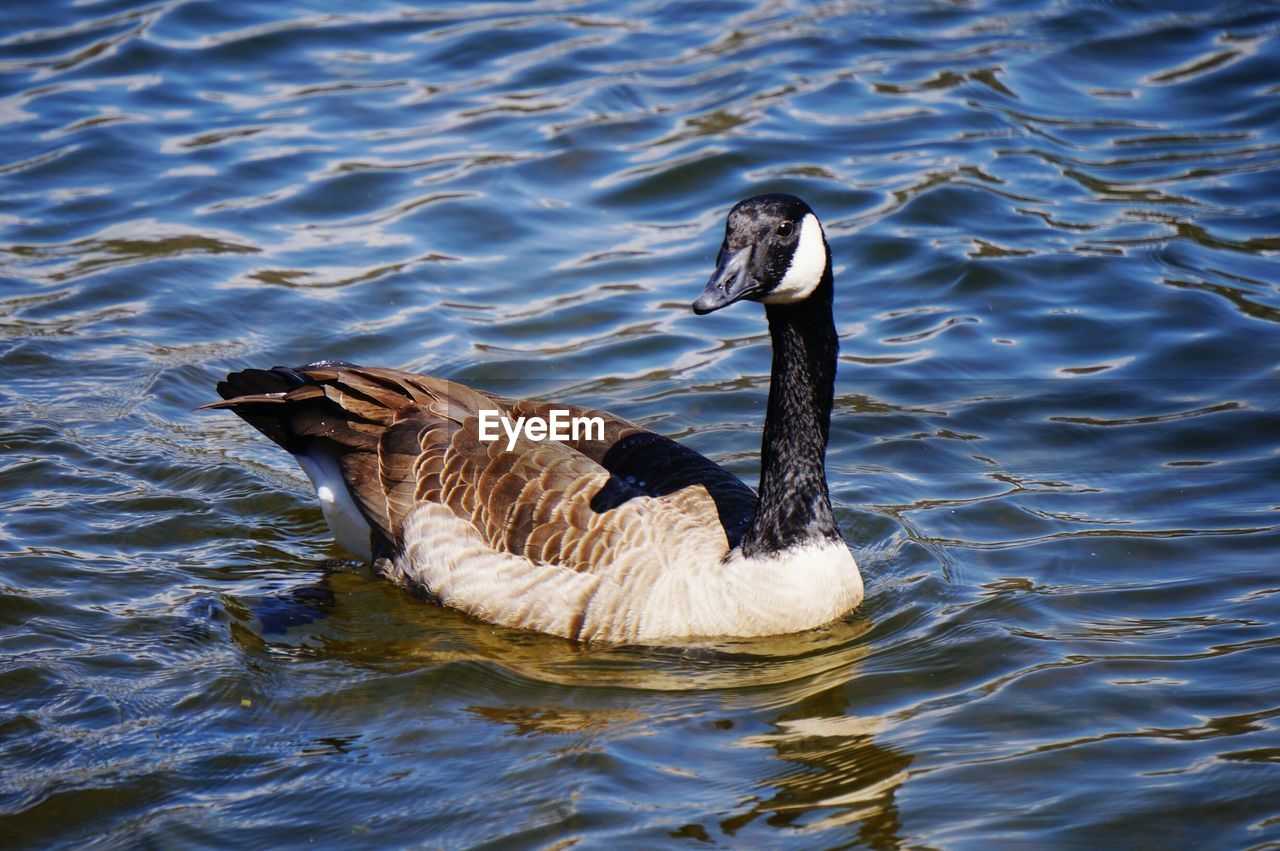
[[387, 499, 863, 644], [296, 452, 373, 561], [761, 212, 827, 305]]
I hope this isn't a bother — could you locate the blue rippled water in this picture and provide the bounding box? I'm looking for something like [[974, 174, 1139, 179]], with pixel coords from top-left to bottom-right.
[[2, 0, 1279, 846]]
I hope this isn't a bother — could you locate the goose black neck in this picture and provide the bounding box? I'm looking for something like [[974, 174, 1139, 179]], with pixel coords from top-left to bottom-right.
[[741, 270, 841, 557]]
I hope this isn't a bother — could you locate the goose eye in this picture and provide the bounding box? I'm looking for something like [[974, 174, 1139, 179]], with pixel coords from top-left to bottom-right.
[[777, 221, 794, 237]]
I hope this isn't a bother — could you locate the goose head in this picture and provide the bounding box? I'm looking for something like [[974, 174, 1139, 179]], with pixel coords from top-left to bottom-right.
[[693, 194, 831, 315]]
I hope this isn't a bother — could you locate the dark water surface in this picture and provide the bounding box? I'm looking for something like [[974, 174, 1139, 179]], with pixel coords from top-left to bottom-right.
[[3, 0, 1279, 846]]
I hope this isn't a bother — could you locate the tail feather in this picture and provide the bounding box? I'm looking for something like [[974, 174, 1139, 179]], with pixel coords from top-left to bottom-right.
[[204, 360, 449, 557]]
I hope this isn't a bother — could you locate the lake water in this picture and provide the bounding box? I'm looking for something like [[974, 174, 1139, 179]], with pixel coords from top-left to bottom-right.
[[2, 0, 1279, 846]]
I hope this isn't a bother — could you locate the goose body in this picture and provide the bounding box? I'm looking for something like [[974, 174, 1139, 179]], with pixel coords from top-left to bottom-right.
[[207, 194, 863, 643]]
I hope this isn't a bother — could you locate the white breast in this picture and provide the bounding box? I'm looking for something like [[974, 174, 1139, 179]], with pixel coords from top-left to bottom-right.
[[634, 539, 864, 640]]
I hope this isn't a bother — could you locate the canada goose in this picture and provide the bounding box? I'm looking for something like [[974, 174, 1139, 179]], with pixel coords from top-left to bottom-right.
[[206, 194, 863, 643]]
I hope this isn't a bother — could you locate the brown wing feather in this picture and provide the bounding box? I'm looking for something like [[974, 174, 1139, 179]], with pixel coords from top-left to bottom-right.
[[208, 362, 753, 572]]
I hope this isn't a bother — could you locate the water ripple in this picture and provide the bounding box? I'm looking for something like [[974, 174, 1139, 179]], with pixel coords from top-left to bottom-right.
[[1, 0, 1278, 846]]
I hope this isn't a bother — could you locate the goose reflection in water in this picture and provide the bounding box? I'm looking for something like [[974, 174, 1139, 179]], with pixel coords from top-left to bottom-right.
[[467, 682, 912, 845], [223, 568, 908, 845]]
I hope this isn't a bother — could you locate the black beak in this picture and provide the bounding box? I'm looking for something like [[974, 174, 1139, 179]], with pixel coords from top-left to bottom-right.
[[692, 245, 758, 315]]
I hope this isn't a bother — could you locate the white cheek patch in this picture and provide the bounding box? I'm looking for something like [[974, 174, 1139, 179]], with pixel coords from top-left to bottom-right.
[[761, 213, 827, 305]]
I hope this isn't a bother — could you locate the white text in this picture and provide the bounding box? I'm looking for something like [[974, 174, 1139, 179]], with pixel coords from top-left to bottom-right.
[[476, 409, 605, 451]]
